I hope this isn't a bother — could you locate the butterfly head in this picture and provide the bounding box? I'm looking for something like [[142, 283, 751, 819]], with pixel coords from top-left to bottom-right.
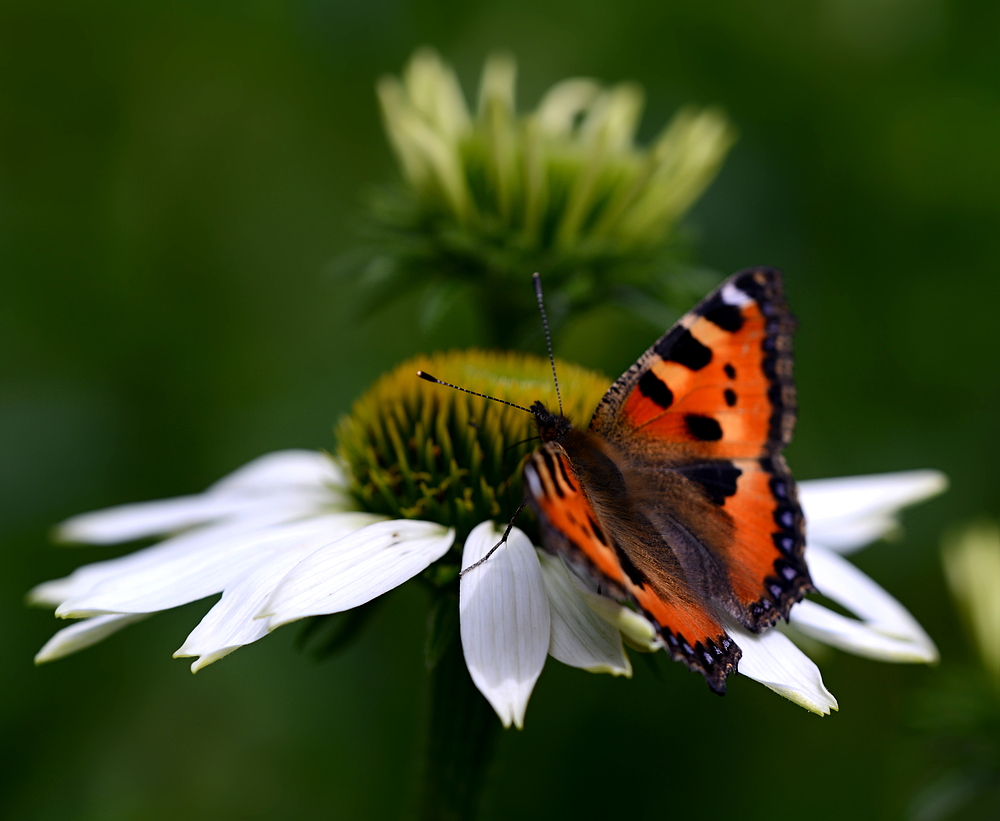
[[530, 400, 573, 444]]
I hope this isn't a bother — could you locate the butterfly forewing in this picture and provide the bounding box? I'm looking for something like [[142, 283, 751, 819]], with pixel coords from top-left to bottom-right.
[[588, 267, 811, 632], [592, 268, 796, 458]]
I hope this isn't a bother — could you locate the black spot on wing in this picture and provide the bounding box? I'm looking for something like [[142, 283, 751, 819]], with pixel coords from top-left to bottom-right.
[[700, 292, 745, 332], [685, 414, 723, 441], [658, 329, 712, 370], [678, 462, 743, 505], [724, 363, 736, 379], [637, 370, 674, 409], [724, 388, 737, 407]]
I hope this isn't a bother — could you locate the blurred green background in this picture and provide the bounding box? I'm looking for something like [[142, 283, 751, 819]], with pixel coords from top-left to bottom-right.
[[3, 1, 998, 819]]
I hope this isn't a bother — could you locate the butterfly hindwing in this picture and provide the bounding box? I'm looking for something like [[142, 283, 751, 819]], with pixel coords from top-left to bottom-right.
[[524, 439, 741, 693], [634, 453, 810, 631]]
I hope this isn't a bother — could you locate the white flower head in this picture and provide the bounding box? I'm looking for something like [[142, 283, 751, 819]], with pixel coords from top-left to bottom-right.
[[31, 353, 946, 727]]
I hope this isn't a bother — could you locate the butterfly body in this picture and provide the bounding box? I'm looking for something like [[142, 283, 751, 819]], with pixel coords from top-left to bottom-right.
[[523, 268, 812, 694]]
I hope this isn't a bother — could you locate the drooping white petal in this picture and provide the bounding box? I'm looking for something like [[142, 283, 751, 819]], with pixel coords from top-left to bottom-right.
[[730, 622, 838, 715], [460, 522, 550, 729], [175, 514, 386, 671], [34, 614, 148, 664], [790, 601, 936, 663], [30, 502, 325, 607], [794, 544, 938, 663], [536, 551, 631, 676], [58, 450, 347, 545], [56, 514, 371, 617], [261, 520, 454, 630], [573, 583, 660, 652], [799, 470, 947, 554]]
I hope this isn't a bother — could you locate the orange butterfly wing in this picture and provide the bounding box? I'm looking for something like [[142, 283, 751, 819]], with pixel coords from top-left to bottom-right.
[[523, 442, 740, 693], [590, 267, 811, 631]]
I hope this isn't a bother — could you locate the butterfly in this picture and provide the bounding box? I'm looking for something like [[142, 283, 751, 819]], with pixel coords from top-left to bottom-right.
[[521, 267, 811, 693]]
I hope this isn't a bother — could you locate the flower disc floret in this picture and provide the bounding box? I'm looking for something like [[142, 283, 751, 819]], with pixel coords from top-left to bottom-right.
[[335, 350, 608, 542]]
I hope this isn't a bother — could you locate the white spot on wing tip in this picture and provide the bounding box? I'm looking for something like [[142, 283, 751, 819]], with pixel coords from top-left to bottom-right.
[[721, 282, 753, 307]]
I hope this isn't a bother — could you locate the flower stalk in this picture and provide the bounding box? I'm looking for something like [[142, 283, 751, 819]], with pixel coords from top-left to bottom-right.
[[419, 592, 501, 821]]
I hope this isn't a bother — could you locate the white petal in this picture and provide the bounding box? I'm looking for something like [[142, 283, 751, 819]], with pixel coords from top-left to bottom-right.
[[790, 600, 937, 663], [30, 502, 325, 607], [58, 450, 347, 545], [175, 514, 385, 671], [730, 623, 838, 715], [208, 449, 346, 494], [798, 544, 938, 663], [460, 522, 550, 729], [572, 583, 660, 652], [56, 514, 375, 617], [529, 550, 658, 653], [34, 614, 148, 664], [536, 551, 631, 676], [57, 494, 267, 545], [800, 470, 947, 553], [261, 520, 454, 630], [808, 516, 906, 554]]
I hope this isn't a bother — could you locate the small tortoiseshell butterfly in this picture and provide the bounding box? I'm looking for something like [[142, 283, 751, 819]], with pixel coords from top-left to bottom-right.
[[522, 267, 811, 693]]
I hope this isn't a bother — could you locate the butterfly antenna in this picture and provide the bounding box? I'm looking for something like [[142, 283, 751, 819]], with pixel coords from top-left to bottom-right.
[[416, 371, 534, 415], [533, 272, 563, 415]]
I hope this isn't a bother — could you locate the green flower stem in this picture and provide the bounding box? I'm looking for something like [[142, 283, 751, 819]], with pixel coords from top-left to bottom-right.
[[419, 592, 501, 821]]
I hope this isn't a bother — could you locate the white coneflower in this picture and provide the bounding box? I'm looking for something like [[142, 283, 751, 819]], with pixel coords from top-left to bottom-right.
[[32, 352, 944, 726]]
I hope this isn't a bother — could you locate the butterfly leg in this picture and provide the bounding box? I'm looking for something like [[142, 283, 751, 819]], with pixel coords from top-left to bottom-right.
[[459, 498, 529, 577]]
